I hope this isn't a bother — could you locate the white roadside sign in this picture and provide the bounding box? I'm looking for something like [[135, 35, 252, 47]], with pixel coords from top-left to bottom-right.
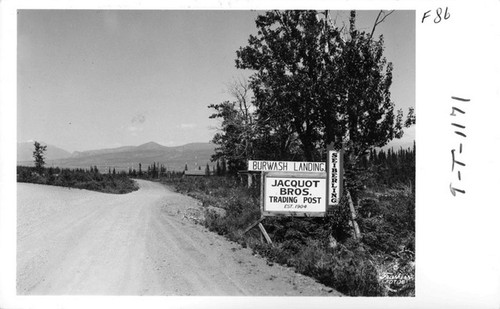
[[248, 160, 325, 173], [262, 172, 326, 216]]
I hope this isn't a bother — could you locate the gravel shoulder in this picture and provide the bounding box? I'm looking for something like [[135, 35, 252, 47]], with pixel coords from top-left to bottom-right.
[[17, 180, 341, 296]]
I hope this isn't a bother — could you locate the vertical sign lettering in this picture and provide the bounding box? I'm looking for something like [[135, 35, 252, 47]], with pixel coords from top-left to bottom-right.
[[327, 149, 343, 206]]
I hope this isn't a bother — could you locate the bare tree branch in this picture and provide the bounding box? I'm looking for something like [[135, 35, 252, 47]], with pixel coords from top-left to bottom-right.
[[227, 77, 253, 125], [369, 10, 395, 39]]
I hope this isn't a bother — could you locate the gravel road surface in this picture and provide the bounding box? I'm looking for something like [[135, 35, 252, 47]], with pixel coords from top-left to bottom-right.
[[17, 180, 341, 296]]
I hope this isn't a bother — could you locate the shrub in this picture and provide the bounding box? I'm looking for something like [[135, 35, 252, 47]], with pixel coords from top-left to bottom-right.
[[295, 240, 383, 296], [17, 166, 138, 194], [358, 189, 415, 255], [165, 175, 414, 296]]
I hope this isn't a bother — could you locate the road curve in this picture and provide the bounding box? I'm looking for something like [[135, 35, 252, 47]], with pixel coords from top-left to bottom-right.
[[17, 180, 341, 296]]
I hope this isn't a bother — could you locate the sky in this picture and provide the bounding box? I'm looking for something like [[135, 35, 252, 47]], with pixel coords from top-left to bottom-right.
[[17, 10, 415, 152]]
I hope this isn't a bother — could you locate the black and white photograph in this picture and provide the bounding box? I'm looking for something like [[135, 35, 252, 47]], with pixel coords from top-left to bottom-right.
[[15, 8, 415, 297], [1, 1, 499, 309]]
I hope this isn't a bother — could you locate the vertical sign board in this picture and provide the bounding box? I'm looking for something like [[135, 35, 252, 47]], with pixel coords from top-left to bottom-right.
[[262, 172, 326, 217], [327, 148, 344, 208]]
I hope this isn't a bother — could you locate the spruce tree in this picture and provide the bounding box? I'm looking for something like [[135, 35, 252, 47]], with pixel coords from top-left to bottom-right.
[[32, 141, 47, 173]]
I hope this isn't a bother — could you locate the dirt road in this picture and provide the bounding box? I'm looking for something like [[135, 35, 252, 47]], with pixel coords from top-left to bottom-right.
[[17, 180, 341, 296]]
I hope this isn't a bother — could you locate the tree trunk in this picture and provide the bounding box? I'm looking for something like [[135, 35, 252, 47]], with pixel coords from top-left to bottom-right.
[[346, 190, 361, 239]]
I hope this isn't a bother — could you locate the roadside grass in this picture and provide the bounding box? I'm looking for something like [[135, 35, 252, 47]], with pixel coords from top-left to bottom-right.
[[17, 166, 138, 194], [163, 175, 415, 297]]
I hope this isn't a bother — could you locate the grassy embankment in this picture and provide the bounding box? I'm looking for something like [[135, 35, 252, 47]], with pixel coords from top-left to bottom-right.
[[17, 166, 138, 194], [162, 175, 415, 297]]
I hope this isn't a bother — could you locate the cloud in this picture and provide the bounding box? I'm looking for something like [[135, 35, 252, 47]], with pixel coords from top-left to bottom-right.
[[127, 125, 144, 136], [128, 126, 143, 132], [179, 123, 197, 129], [131, 114, 146, 124]]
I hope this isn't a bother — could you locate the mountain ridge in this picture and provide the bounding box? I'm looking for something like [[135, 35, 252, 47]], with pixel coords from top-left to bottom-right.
[[17, 141, 216, 172]]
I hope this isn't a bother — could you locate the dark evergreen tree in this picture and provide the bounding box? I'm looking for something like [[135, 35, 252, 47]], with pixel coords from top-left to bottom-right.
[[220, 159, 227, 175], [216, 160, 221, 176], [32, 141, 47, 173]]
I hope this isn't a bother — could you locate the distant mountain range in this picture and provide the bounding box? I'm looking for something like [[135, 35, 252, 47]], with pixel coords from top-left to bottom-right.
[[17, 141, 217, 172], [17, 132, 414, 172]]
